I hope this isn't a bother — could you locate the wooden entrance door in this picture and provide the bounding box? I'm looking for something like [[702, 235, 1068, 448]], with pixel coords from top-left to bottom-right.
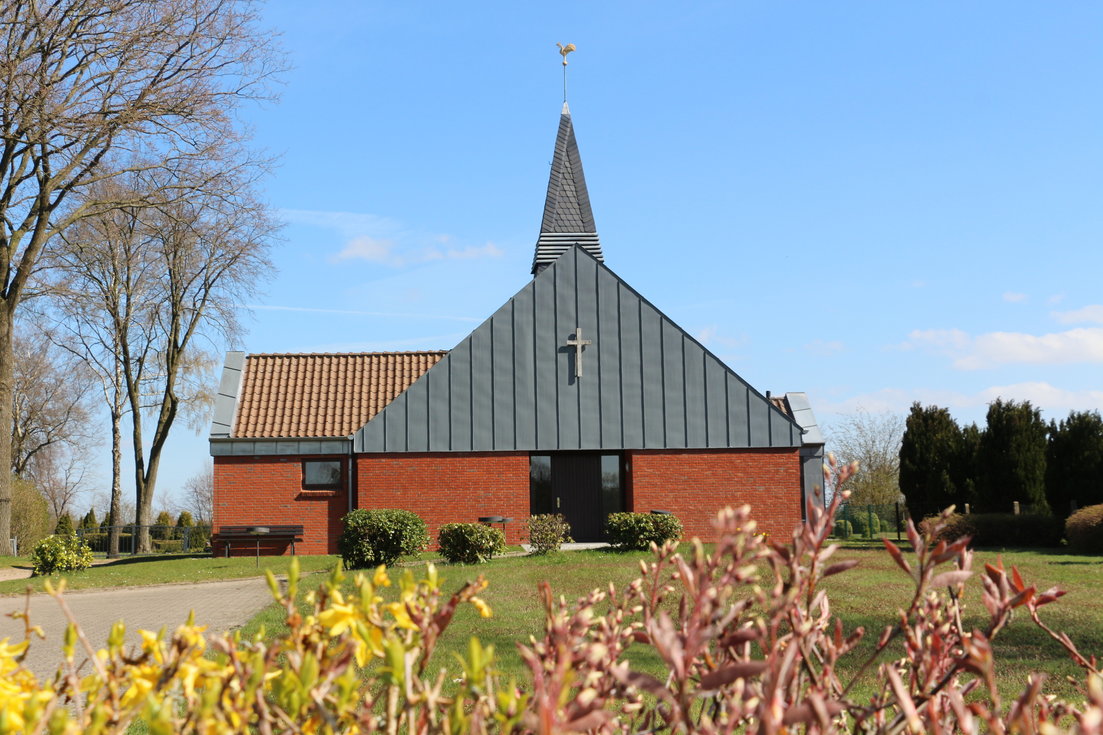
[[551, 454, 603, 541]]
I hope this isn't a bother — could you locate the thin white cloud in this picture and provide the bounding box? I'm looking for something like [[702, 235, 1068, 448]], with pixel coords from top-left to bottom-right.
[[245, 304, 480, 322], [422, 242, 504, 262], [905, 326, 1103, 369], [804, 339, 845, 357], [1002, 291, 1027, 303], [818, 382, 1103, 420], [1052, 305, 1103, 325], [694, 326, 747, 350], [333, 236, 399, 264], [280, 208, 400, 236], [284, 207, 504, 267], [309, 333, 470, 351]]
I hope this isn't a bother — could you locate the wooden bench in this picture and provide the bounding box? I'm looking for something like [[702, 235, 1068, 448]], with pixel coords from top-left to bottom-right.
[[213, 525, 304, 557]]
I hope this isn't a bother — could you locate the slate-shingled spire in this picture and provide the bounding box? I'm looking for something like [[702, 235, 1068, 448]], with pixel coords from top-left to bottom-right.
[[531, 102, 603, 275]]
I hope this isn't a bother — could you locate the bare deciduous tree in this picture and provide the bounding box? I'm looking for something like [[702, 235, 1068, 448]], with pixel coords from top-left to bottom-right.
[[0, 0, 280, 552], [827, 409, 905, 507], [56, 161, 275, 552], [183, 460, 213, 526], [11, 333, 95, 480]]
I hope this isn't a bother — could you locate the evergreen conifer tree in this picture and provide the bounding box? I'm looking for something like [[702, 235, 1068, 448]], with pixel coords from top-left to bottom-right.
[[1045, 410, 1103, 519], [899, 403, 963, 519], [977, 399, 1049, 513], [54, 513, 75, 537]]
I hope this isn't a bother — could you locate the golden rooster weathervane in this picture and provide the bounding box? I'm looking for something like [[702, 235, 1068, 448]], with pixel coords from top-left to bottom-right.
[[557, 43, 576, 102]]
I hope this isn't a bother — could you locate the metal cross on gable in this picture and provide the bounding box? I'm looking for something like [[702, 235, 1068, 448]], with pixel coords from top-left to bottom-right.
[[565, 327, 592, 379]]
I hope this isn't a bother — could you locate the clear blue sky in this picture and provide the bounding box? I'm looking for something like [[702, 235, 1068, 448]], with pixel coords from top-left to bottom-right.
[[130, 2, 1103, 512]]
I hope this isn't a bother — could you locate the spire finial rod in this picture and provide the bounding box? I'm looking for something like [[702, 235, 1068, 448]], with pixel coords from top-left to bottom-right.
[[556, 42, 576, 103]]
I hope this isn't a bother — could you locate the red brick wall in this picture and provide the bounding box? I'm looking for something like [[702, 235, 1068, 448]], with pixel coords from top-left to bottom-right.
[[213, 455, 350, 555], [627, 448, 802, 541], [355, 452, 530, 546], [213, 448, 803, 555]]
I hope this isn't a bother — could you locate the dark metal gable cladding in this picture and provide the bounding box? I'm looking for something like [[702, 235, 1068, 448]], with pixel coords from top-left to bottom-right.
[[354, 246, 802, 453], [531, 103, 603, 274]]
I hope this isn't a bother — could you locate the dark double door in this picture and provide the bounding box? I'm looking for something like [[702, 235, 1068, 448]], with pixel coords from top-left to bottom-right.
[[531, 453, 624, 542]]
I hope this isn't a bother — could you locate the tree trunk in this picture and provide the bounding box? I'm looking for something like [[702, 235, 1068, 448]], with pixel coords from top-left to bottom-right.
[[108, 406, 122, 558], [0, 306, 13, 554]]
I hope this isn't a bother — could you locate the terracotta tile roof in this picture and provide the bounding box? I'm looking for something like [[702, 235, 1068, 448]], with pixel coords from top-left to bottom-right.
[[232, 352, 447, 439]]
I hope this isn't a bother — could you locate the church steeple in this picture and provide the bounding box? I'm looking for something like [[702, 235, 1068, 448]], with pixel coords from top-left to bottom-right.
[[531, 101, 603, 275]]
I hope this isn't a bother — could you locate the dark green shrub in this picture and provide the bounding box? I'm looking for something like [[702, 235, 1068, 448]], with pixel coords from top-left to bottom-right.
[[437, 523, 505, 564], [921, 512, 1062, 548], [526, 514, 572, 554], [153, 511, 175, 539], [31, 534, 94, 575], [606, 512, 682, 551], [54, 513, 75, 537], [338, 509, 429, 568], [851, 511, 881, 538], [176, 511, 195, 528], [1066, 504, 1103, 554], [152, 539, 183, 553], [832, 519, 853, 539], [186, 526, 211, 551], [80, 508, 97, 530]]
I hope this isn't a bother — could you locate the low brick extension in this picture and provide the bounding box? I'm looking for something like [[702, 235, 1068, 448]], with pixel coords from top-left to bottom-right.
[[627, 448, 802, 542], [213, 455, 350, 555]]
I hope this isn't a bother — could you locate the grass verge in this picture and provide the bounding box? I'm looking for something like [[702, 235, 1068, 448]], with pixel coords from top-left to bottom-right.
[[0, 554, 340, 596], [243, 542, 1103, 703]]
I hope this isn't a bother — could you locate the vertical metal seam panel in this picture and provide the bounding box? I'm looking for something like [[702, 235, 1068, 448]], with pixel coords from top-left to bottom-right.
[[532, 282, 539, 448], [574, 252, 581, 449], [489, 314, 496, 450], [659, 315, 667, 446], [595, 257, 603, 446], [512, 302, 517, 449], [447, 358, 453, 451], [681, 334, 689, 446], [617, 282, 624, 447], [637, 297, 645, 446], [553, 267, 559, 449]]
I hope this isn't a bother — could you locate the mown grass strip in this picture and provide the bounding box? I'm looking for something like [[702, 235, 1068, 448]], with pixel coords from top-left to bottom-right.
[[0, 554, 340, 596]]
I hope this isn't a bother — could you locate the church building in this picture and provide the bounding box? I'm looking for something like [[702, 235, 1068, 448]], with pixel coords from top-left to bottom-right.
[[208, 102, 825, 555]]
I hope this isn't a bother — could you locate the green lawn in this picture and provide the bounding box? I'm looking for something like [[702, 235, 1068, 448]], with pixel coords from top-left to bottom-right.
[[242, 541, 1103, 703], [0, 554, 340, 596]]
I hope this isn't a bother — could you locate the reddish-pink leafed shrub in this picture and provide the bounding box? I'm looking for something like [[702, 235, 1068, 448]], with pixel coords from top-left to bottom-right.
[[8, 453, 1102, 732]]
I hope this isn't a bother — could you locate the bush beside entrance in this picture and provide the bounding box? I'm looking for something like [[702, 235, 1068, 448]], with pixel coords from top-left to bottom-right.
[[337, 509, 429, 568]]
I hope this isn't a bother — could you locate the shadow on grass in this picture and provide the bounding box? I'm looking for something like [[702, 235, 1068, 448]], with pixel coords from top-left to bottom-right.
[[92, 553, 212, 567]]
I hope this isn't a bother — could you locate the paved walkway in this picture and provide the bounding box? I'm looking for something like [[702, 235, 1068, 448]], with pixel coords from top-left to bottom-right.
[[0, 577, 275, 681]]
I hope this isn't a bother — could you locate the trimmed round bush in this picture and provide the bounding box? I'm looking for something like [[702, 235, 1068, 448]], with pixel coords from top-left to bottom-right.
[[832, 519, 853, 539], [31, 534, 94, 576], [851, 511, 882, 538], [921, 512, 1063, 548], [1066, 504, 1103, 554], [606, 512, 682, 551], [526, 513, 572, 554], [437, 523, 505, 564], [338, 509, 429, 568]]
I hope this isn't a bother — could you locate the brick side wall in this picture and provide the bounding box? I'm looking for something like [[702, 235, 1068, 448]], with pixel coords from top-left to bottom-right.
[[627, 448, 803, 542], [355, 452, 530, 546], [213, 455, 350, 555]]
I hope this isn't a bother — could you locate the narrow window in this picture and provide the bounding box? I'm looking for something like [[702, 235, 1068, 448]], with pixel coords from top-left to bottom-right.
[[303, 459, 342, 490], [600, 454, 625, 518], [530, 455, 554, 515]]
